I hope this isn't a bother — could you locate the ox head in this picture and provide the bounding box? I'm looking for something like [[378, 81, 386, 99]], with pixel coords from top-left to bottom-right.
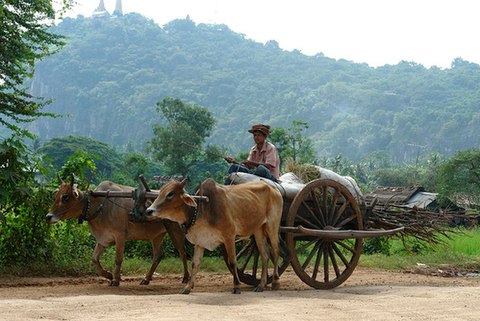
[[46, 176, 84, 224], [146, 179, 197, 225]]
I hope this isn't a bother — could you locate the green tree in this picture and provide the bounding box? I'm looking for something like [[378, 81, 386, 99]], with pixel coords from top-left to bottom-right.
[[148, 97, 216, 176], [111, 152, 163, 187], [287, 120, 316, 164], [0, 0, 73, 135], [58, 150, 97, 189], [38, 136, 122, 181], [270, 120, 317, 165], [268, 127, 289, 162], [436, 149, 480, 207]]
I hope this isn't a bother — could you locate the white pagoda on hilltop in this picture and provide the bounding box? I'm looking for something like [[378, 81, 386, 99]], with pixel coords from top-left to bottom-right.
[[92, 0, 108, 17], [93, 0, 123, 17], [113, 0, 123, 16]]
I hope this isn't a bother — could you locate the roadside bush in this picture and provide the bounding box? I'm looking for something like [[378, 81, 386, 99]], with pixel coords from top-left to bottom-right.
[[124, 235, 183, 260], [47, 220, 96, 274], [0, 187, 54, 268], [362, 237, 391, 255]]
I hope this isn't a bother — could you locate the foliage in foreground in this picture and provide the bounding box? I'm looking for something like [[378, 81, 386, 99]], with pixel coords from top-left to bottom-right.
[[1, 0, 73, 135], [0, 136, 54, 268]]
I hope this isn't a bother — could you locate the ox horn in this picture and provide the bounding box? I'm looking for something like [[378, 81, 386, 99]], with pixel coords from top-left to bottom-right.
[[70, 173, 75, 186], [85, 170, 94, 192], [180, 176, 189, 187], [57, 174, 64, 184]]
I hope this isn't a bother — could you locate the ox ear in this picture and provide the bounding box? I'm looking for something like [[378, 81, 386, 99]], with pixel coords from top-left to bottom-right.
[[181, 193, 197, 208], [72, 184, 80, 198]]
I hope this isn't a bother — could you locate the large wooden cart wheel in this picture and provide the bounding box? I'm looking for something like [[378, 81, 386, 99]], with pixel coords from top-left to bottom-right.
[[224, 233, 290, 286], [285, 179, 363, 289]]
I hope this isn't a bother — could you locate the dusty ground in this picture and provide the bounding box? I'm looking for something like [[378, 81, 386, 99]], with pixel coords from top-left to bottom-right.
[[1, 266, 480, 321]]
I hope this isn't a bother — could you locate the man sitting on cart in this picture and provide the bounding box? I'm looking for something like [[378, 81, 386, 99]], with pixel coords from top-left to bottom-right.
[[224, 123, 280, 184]]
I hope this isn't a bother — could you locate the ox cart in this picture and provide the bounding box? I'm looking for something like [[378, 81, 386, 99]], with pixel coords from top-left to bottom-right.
[[90, 169, 403, 290]]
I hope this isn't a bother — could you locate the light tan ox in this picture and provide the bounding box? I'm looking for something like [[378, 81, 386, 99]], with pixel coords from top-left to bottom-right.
[[46, 179, 190, 286], [146, 178, 283, 294]]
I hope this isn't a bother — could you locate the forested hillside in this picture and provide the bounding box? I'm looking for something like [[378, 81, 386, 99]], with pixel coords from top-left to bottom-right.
[[28, 13, 480, 162]]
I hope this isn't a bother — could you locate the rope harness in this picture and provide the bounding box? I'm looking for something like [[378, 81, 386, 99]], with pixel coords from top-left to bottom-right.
[[181, 206, 200, 234], [181, 195, 209, 233], [77, 191, 111, 224]]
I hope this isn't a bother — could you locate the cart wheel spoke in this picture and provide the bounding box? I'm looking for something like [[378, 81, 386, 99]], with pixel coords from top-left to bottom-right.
[[296, 238, 317, 254], [311, 242, 323, 280], [238, 240, 254, 272], [336, 239, 355, 253], [236, 238, 253, 257], [328, 244, 341, 277], [322, 185, 328, 221], [323, 246, 329, 282], [251, 250, 259, 277], [328, 190, 341, 224], [336, 213, 356, 228], [332, 241, 350, 267], [298, 201, 322, 228], [333, 200, 350, 225], [234, 234, 290, 287], [301, 240, 322, 270], [310, 190, 327, 227]]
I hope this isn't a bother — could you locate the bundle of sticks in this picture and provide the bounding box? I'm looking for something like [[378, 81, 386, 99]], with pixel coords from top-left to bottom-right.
[[365, 203, 466, 244]]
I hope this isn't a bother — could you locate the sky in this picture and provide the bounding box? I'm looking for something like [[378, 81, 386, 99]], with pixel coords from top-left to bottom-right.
[[64, 0, 480, 69]]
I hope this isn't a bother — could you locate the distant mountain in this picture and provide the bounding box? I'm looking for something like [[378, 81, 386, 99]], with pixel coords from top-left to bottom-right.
[[28, 13, 480, 162]]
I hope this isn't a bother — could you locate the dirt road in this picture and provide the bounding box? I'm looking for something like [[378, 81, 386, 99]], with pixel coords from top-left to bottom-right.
[[1, 267, 480, 321]]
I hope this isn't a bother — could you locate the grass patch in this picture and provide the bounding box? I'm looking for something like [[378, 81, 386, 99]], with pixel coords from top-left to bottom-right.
[[359, 251, 480, 271], [0, 258, 95, 277], [122, 256, 228, 275], [360, 228, 480, 271]]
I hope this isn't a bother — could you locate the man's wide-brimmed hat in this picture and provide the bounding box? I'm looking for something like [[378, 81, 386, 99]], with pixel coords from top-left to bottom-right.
[[248, 124, 270, 136]]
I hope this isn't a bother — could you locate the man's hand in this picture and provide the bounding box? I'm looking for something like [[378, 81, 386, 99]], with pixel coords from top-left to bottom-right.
[[224, 156, 237, 164], [241, 160, 256, 169]]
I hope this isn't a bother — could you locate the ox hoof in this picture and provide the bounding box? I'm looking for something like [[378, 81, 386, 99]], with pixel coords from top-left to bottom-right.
[[254, 286, 264, 293], [272, 282, 280, 291], [180, 288, 191, 295], [109, 280, 120, 287], [232, 288, 241, 294], [140, 279, 150, 285]]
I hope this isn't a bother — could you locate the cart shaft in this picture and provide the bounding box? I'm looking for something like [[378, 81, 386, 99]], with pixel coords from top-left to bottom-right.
[[280, 225, 404, 239]]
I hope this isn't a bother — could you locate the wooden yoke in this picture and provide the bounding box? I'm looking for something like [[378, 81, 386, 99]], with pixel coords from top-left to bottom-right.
[[130, 175, 155, 221], [89, 175, 208, 222]]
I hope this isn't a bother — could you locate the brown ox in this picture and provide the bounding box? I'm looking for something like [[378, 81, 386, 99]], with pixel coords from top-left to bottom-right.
[[146, 178, 283, 294], [46, 179, 189, 286]]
